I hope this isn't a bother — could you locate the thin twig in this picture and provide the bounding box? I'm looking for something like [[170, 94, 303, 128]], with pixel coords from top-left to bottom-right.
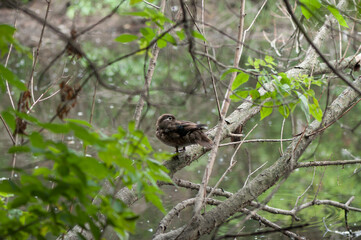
[[75, 1, 124, 37], [207, 124, 258, 198], [4, 11, 18, 110], [297, 159, 361, 168], [297, 199, 361, 213], [38, 90, 60, 102], [280, 117, 286, 155], [133, 0, 166, 128], [0, 114, 15, 144], [344, 196, 355, 235], [231, 124, 258, 164], [200, 0, 221, 118], [10, 134, 18, 179], [294, 167, 316, 209], [143, 0, 159, 9], [28, 63, 68, 113], [28, 0, 52, 103], [194, 0, 246, 216], [243, 161, 268, 188], [238, 208, 304, 240], [239, 0, 268, 55], [215, 223, 307, 240], [313, 168, 326, 202], [84, 80, 98, 155], [219, 137, 294, 147]]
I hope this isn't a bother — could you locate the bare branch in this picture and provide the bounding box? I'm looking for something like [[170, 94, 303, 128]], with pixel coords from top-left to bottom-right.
[[134, 0, 166, 128], [194, 0, 246, 217], [27, 0, 51, 103], [297, 159, 361, 168]]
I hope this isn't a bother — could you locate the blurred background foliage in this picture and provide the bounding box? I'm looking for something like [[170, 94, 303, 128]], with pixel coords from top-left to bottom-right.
[[1, 0, 361, 239]]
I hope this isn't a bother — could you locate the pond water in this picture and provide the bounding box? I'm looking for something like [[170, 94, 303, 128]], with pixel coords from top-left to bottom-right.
[[1, 0, 361, 239]]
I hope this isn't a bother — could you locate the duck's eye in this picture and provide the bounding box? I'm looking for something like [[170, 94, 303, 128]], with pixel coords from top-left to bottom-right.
[[167, 117, 173, 121]]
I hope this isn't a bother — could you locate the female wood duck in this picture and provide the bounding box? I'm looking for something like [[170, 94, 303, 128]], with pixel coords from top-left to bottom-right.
[[156, 114, 213, 152]]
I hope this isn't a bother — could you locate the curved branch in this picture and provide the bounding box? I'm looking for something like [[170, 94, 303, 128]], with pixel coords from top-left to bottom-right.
[[294, 199, 361, 213], [168, 77, 361, 239]]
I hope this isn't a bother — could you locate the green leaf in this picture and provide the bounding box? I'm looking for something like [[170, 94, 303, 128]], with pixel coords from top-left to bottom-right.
[[153, 152, 174, 161], [309, 97, 323, 122], [88, 219, 101, 239], [295, 91, 310, 122], [10, 196, 28, 209], [176, 30, 185, 41], [136, 131, 153, 151], [265, 55, 276, 66], [130, 0, 142, 5], [0, 179, 19, 194], [327, 5, 349, 28], [8, 145, 31, 153], [1, 110, 15, 132], [114, 34, 138, 43], [221, 68, 243, 81], [300, 0, 321, 19], [247, 56, 254, 66], [128, 121, 136, 133], [14, 112, 40, 126], [278, 105, 290, 118], [33, 167, 52, 177], [0, 64, 27, 91], [231, 71, 249, 90], [157, 39, 167, 48], [260, 101, 273, 120], [140, 27, 156, 42], [161, 33, 177, 45], [68, 122, 99, 145], [146, 159, 171, 182], [0, 25, 30, 58], [279, 72, 291, 85], [65, 118, 93, 128], [77, 156, 109, 179], [0, 24, 16, 57], [29, 132, 46, 149], [300, 6, 311, 19], [39, 122, 69, 134], [230, 90, 248, 102], [249, 89, 260, 100], [191, 30, 206, 41], [143, 185, 166, 214]]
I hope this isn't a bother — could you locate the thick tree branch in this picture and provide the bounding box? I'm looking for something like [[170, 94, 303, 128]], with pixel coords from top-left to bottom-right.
[[165, 75, 361, 239]]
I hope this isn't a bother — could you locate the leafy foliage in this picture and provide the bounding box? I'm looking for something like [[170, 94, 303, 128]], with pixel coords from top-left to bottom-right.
[[117, 9, 182, 53], [0, 24, 30, 58], [0, 112, 172, 239], [230, 56, 324, 122], [1, 0, 359, 239], [0, 64, 27, 92], [115, 4, 205, 53], [67, 0, 124, 17], [299, 0, 349, 28]]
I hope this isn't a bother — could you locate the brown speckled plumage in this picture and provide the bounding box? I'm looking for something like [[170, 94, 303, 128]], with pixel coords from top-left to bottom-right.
[[156, 114, 213, 152]]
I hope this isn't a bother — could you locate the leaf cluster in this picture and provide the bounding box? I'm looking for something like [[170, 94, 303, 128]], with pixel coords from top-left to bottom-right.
[[229, 56, 324, 122], [0, 112, 172, 239]]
